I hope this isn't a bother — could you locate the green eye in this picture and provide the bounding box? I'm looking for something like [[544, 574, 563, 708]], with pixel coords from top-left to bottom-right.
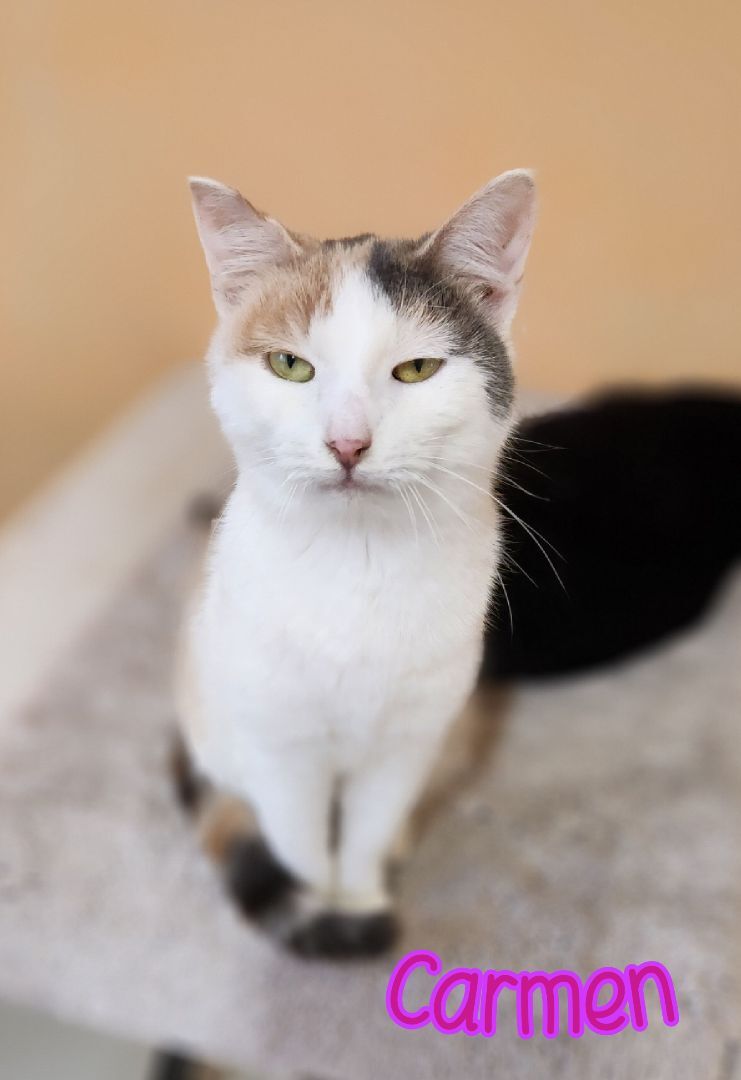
[[267, 351, 315, 383], [392, 358, 444, 384]]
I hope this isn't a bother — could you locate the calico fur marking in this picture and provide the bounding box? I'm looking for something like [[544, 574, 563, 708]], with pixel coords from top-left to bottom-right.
[[366, 239, 514, 417], [170, 734, 297, 915], [181, 170, 536, 959]]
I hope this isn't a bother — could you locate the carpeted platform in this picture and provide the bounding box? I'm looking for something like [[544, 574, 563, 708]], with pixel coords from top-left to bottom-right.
[[1, 503, 740, 1077]]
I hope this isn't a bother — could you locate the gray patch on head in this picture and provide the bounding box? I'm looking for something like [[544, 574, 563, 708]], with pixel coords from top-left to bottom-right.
[[322, 233, 375, 250], [365, 239, 514, 417]]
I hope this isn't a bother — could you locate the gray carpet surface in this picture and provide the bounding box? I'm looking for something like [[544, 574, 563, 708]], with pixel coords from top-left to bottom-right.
[[1, 519, 740, 1079]]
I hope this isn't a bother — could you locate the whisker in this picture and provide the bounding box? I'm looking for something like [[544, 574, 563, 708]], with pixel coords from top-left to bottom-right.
[[503, 449, 549, 479], [495, 571, 514, 635], [424, 460, 566, 591], [424, 461, 493, 501], [275, 470, 301, 527], [414, 473, 482, 536], [427, 462, 560, 552], [500, 550, 539, 589], [509, 432, 564, 452], [392, 481, 419, 546], [408, 482, 442, 547], [498, 473, 549, 502], [424, 454, 492, 472], [493, 495, 566, 592], [424, 454, 548, 502]]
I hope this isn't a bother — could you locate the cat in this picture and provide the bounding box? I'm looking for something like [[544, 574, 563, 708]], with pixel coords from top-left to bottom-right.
[[175, 170, 536, 958], [483, 387, 741, 677]]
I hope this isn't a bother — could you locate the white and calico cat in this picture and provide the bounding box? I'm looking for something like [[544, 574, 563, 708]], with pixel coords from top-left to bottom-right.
[[177, 170, 536, 957]]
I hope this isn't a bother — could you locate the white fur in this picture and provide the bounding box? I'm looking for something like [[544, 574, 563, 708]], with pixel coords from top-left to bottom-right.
[[181, 176, 534, 914]]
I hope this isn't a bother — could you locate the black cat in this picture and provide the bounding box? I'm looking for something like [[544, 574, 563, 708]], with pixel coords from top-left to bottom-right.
[[482, 387, 741, 678]]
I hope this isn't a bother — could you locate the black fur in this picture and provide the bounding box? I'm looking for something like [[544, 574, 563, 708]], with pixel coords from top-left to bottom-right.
[[170, 733, 205, 812], [366, 239, 514, 417], [287, 909, 398, 959], [224, 836, 296, 916], [482, 388, 741, 678]]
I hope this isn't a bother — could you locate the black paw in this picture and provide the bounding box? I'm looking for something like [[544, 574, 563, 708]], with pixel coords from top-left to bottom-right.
[[287, 910, 399, 960], [224, 837, 296, 916]]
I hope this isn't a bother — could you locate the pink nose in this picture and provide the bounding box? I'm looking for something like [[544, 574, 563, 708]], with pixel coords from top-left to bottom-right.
[[326, 436, 372, 470]]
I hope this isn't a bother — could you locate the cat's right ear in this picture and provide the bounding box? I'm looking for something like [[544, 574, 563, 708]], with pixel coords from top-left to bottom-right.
[[421, 170, 537, 343], [189, 178, 299, 315]]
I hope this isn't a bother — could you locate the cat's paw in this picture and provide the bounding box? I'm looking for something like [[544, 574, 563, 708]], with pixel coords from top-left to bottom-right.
[[286, 909, 399, 960], [224, 836, 296, 916]]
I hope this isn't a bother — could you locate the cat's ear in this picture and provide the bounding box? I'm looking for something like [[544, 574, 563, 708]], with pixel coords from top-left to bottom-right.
[[189, 177, 300, 314], [424, 169, 536, 339]]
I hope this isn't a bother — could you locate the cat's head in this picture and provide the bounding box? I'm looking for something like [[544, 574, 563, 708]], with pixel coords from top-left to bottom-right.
[[190, 172, 536, 515]]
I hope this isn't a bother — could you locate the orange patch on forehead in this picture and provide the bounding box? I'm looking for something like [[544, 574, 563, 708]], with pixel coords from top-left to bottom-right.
[[227, 237, 375, 357]]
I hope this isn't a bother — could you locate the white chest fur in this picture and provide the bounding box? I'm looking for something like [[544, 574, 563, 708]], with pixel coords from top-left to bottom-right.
[[186, 481, 500, 798]]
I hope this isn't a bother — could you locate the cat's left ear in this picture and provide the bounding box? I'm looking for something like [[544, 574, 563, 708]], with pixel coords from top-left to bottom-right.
[[423, 169, 536, 340], [189, 177, 300, 315]]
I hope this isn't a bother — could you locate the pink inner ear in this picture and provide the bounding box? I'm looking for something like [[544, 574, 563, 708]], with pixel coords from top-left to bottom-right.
[[474, 281, 508, 307], [190, 179, 302, 312], [427, 171, 535, 323]]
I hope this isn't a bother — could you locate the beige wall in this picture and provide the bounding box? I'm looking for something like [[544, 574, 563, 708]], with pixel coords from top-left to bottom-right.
[[2, 1, 740, 517]]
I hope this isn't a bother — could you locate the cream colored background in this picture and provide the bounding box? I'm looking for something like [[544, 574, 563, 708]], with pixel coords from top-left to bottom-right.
[[2, 1, 740, 518]]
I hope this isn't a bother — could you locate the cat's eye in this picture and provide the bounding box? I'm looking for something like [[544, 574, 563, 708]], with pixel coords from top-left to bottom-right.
[[267, 350, 315, 383], [392, 358, 444, 384]]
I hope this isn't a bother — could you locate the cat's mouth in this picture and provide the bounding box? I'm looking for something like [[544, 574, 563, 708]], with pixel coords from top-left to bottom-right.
[[320, 470, 384, 494]]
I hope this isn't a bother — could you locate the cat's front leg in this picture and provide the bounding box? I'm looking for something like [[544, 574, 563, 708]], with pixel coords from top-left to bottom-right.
[[245, 745, 336, 904], [287, 734, 443, 959]]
